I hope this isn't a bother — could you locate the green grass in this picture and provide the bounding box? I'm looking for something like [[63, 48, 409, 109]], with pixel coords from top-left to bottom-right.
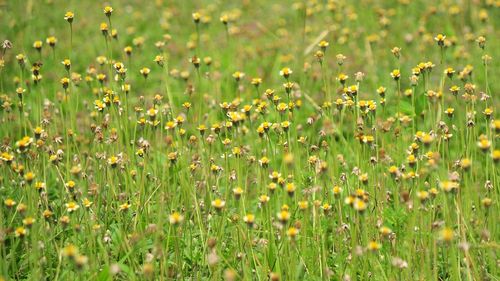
[[0, 0, 499, 280]]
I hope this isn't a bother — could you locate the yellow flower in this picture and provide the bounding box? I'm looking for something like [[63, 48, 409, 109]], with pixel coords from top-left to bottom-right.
[[140, 67, 151, 78], [65, 201, 80, 213], [169, 212, 184, 225], [232, 187, 243, 199], [439, 227, 454, 242], [434, 34, 446, 46], [298, 201, 309, 210], [220, 14, 229, 24], [243, 214, 255, 226], [33, 40, 43, 50], [211, 199, 226, 210], [353, 198, 367, 212], [46, 36, 57, 47], [103, 6, 113, 17], [108, 155, 119, 167], [279, 67, 293, 79], [62, 244, 78, 258], [439, 181, 459, 193], [277, 210, 290, 223], [379, 226, 392, 237], [329, 186, 341, 198], [4, 198, 16, 208], [15, 226, 27, 237], [232, 71, 245, 81], [83, 198, 93, 208], [390, 69, 401, 80], [367, 241, 381, 251], [287, 227, 299, 240], [119, 202, 131, 211], [64, 11, 74, 23], [318, 40, 329, 50], [192, 12, 201, 23]]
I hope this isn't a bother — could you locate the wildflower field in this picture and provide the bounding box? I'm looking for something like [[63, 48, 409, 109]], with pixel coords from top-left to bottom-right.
[[0, 0, 499, 280]]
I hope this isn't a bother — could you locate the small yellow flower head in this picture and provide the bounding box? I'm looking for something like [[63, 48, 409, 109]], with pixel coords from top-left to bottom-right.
[[46, 36, 57, 47], [277, 210, 290, 224], [332, 186, 342, 197], [189, 56, 201, 68], [16, 136, 33, 151], [258, 157, 270, 168], [140, 67, 151, 78], [65, 180, 76, 190], [168, 152, 178, 163], [476, 36, 486, 49], [439, 227, 454, 243], [104, 6, 113, 17], [232, 187, 243, 199], [283, 82, 294, 94], [483, 107, 493, 118], [65, 201, 80, 213], [16, 53, 26, 66], [445, 107, 455, 117], [298, 200, 309, 210], [15, 226, 27, 237], [61, 59, 71, 70], [83, 198, 93, 208], [169, 212, 184, 225], [100, 22, 109, 35], [391, 46, 401, 58], [220, 14, 229, 25], [154, 55, 164, 66], [243, 214, 255, 227], [417, 190, 430, 202], [43, 209, 53, 219], [353, 198, 367, 212], [62, 244, 78, 258], [439, 181, 459, 193], [444, 67, 455, 78], [251, 77, 262, 87], [4, 198, 16, 208], [367, 241, 381, 252], [477, 135, 491, 151], [33, 40, 43, 51], [0, 152, 14, 163], [211, 198, 226, 211], [259, 195, 270, 205], [314, 50, 324, 62], [60, 77, 70, 89], [390, 69, 401, 80], [287, 227, 299, 240], [192, 12, 201, 23], [22, 217, 35, 228], [481, 198, 492, 208], [279, 67, 292, 79], [232, 71, 245, 81], [119, 202, 131, 212], [108, 155, 119, 167], [74, 255, 89, 269], [492, 150, 500, 163], [379, 226, 392, 237], [23, 171, 35, 183], [318, 40, 329, 51], [460, 158, 472, 170], [285, 183, 296, 196], [434, 34, 446, 46], [203, 56, 212, 66], [64, 11, 74, 23]]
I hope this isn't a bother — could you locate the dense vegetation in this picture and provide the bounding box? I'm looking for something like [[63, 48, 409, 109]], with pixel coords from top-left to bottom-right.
[[0, 0, 499, 280]]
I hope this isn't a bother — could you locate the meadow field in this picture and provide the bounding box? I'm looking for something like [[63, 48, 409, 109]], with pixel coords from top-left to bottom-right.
[[0, 0, 499, 280]]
